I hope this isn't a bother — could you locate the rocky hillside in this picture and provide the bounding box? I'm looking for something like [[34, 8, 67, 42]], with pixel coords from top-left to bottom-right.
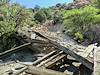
[[64, 0, 91, 9]]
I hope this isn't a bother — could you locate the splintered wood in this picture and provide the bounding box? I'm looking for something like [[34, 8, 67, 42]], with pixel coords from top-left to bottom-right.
[[12, 50, 68, 75], [0, 31, 95, 75], [77, 44, 95, 58], [33, 31, 94, 70]]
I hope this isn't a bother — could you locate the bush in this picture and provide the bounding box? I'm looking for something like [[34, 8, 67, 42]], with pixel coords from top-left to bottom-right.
[[74, 32, 84, 42], [0, 0, 10, 5], [0, 2, 35, 52], [34, 10, 47, 23], [52, 10, 62, 24], [61, 6, 100, 42], [41, 8, 52, 20], [94, 0, 100, 8]]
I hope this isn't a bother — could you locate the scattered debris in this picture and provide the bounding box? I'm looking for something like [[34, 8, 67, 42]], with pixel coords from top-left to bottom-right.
[[0, 27, 96, 75]]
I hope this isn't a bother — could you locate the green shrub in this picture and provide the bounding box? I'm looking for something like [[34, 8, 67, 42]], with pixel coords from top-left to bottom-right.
[[74, 32, 84, 42], [52, 11, 62, 24], [94, 0, 100, 8], [0, 2, 35, 52], [61, 6, 100, 42], [34, 10, 47, 23]]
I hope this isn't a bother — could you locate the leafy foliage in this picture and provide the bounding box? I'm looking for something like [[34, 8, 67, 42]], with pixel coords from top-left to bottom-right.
[[34, 10, 47, 23], [0, 0, 10, 5], [52, 10, 62, 24], [74, 31, 84, 42], [0, 36, 18, 53], [41, 8, 52, 20], [61, 6, 100, 41], [1, 0, 100, 51], [0, 3, 35, 37], [94, 0, 100, 8], [0, 1, 35, 52]]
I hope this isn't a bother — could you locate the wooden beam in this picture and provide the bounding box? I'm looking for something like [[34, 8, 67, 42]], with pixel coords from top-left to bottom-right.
[[26, 66, 69, 75], [13, 33, 51, 52], [44, 54, 66, 68], [13, 33, 49, 44], [0, 43, 31, 58], [33, 31, 93, 70], [77, 44, 95, 58], [36, 51, 63, 67], [12, 66, 28, 75], [32, 50, 57, 65]]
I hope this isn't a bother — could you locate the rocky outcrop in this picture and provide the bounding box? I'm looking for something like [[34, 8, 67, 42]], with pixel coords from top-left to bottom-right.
[[74, 0, 91, 4], [64, 0, 91, 10], [53, 0, 92, 10]]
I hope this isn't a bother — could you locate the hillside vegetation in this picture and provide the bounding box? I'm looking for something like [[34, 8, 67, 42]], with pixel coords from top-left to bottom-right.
[[62, 6, 100, 42], [0, 0, 35, 52], [0, 0, 100, 52]]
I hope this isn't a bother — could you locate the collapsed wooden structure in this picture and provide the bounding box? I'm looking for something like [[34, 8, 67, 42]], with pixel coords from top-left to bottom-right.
[[0, 31, 95, 75]]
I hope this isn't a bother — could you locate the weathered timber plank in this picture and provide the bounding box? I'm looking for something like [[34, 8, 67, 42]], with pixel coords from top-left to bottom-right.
[[44, 54, 66, 68], [33, 31, 93, 70], [32, 50, 57, 65], [36, 51, 63, 67], [14, 33, 49, 44], [77, 44, 95, 58], [26, 66, 69, 75], [12, 66, 28, 75], [14, 33, 51, 52], [0, 43, 31, 58]]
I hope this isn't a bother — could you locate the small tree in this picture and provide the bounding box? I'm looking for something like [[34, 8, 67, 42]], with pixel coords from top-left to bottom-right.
[[34, 5, 40, 11], [41, 8, 52, 20], [62, 6, 100, 42], [53, 11, 62, 24], [0, 2, 35, 52], [56, 3, 61, 8], [34, 10, 46, 23]]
